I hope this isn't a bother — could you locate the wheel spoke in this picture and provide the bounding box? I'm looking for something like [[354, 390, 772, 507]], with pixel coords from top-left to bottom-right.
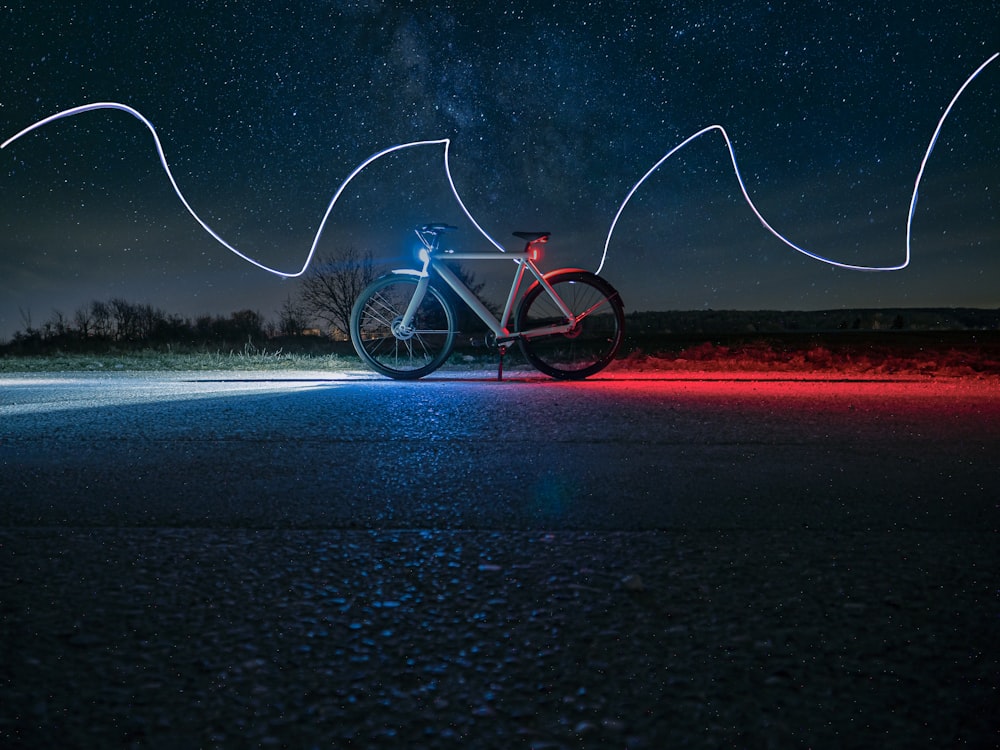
[[516, 271, 623, 379], [350, 276, 455, 379]]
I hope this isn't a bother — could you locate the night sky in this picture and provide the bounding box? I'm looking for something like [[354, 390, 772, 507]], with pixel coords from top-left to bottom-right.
[[2, 2, 998, 341]]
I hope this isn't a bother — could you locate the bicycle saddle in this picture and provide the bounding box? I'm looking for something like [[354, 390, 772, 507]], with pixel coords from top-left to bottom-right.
[[417, 223, 457, 234], [513, 231, 550, 242]]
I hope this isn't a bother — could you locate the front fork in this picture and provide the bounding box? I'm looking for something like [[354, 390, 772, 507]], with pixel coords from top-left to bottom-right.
[[395, 250, 434, 336], [395, 274, 431, 338]]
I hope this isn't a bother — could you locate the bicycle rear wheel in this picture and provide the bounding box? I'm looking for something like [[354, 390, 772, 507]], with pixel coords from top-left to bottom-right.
[[515, 270, 624, 379], [350, 274, 456, 379]]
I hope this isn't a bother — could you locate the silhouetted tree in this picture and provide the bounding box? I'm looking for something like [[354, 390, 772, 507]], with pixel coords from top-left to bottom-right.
[[277, 295, 311, 336], [227, 309, 267, 341], [50, 309, 68, 337], [18, 307, 34, 336], [298, 247, 378, 338], [74, 306, 94, 339], [110, 298, 139, 340], [90, 300, 111, 338]]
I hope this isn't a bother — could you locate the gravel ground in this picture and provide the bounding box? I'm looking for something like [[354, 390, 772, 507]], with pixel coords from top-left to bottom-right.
[[2, 370, 998, 748], [2, 526, 997, 749]]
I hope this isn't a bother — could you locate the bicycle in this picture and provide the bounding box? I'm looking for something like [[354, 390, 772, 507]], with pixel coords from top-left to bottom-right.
[[349, 223, 625, 380]]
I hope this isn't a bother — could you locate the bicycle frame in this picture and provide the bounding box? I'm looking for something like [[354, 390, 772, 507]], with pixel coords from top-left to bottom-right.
[[393, 231, 579, 342], [351, 224, 625, 381]]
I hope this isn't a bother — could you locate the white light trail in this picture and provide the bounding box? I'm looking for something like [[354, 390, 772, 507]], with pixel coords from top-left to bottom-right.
[[2, 54, 996, 280], [597, 52, 998, 274], [1, 103, 506, 277]]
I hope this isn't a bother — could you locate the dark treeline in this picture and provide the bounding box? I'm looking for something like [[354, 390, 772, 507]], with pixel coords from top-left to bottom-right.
[[1, 247, 496, 355], [1, 297, 299, 354], [627, 307, 1000, 334]]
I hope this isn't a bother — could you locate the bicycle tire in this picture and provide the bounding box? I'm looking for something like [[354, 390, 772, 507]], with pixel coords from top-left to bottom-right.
[[350, 274, 456, 379], [515, 270, 624, 379]]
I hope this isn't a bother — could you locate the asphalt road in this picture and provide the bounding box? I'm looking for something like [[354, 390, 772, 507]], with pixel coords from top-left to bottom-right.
[[2, 369, 998, 531], [2, 369, 999, 748]]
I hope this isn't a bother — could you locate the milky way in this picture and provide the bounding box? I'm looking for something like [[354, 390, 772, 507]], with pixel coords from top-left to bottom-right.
[[2, 2, 997, 340]]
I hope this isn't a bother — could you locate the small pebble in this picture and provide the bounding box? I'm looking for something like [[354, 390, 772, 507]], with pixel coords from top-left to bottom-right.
[[621, 574, 645, 592]]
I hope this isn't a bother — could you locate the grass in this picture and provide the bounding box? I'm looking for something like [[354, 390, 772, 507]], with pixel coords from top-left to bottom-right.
[[0, 342, 508, 374], [0, 347, 356, 373], [2, 333, 998, 376], [614, 333, 1000, 377]]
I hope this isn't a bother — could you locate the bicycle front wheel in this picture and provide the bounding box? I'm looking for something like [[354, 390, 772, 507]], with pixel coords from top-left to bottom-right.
[[516, 270, 624, 380], [350, 274, 456, 379]]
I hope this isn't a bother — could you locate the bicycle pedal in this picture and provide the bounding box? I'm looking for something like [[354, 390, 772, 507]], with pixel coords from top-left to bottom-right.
[[467, 334, 493, 348]]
